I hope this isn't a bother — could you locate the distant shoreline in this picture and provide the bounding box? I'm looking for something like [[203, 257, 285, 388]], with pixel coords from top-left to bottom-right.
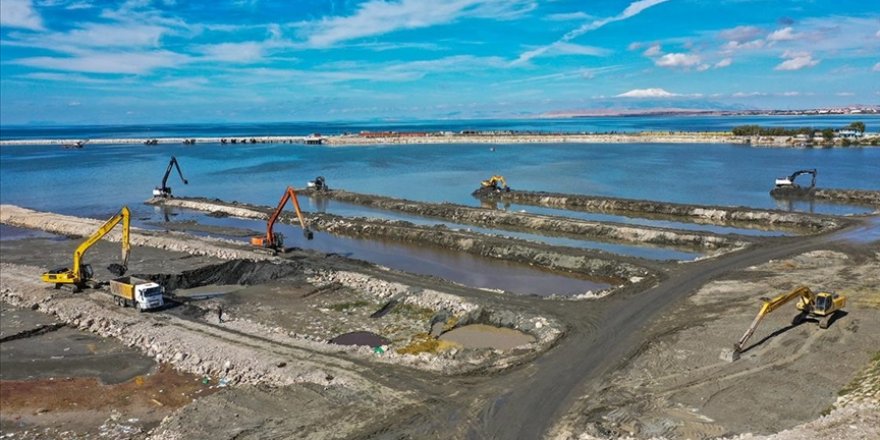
[[1, 131, 877, 148]]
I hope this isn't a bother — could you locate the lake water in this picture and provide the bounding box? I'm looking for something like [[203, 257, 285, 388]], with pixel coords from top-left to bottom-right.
[[2, 118, 878, 295]]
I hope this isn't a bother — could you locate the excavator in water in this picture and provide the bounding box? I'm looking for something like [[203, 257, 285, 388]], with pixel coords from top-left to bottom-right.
[[721, 286, 846, 361], [251, 186, 314, 252], [41, 206, 131, 292], [153, 156, 188, 198], [307, 176, 329, 191]]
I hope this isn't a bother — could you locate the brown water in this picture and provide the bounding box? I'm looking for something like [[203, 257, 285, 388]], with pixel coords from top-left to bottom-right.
[[439, 324, 536, 350]]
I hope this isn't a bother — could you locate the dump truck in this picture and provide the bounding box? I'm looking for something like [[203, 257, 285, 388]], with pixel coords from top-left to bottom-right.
[[109, 276, 165, 311]]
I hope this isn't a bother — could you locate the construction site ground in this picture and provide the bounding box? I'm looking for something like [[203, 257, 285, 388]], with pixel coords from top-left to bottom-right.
[[0, 195, 878, 439]]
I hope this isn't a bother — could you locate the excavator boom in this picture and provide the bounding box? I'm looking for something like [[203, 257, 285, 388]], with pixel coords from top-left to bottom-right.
[[154, 156, 188, 197], [41, 206, 131, 289], [251, 186, 314, 251]]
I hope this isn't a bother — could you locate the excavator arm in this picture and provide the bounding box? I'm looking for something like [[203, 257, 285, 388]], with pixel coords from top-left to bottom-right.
[[155, 156, 188, 197], [787, 169, 816, 188], [251, 186, 314, 250], [734, 286, 812, 352], [481, 175, 509, 190], [41, 206, 131, 288]]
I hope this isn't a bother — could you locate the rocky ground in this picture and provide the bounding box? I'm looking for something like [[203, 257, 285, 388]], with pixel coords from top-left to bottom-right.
[[1, 197, 877, 440], [549, 247, 880, 440]]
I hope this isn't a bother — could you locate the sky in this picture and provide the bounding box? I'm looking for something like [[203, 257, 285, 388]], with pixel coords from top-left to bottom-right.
[[0, 0, 878, 125]]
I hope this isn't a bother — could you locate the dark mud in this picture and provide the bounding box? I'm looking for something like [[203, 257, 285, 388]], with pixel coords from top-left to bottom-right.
[[135, 259, 305, 293], [474, 189, 842, 232]]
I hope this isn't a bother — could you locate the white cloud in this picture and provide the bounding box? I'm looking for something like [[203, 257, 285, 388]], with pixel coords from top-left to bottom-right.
[[0, 0, 44, 30], [836, 92, 855, 96], [873, 62, 880, 72], [767, 27, 797, 42], [513, 0, 668, 64], [16, 50, 189, 74], [304, 0, 535, 48], [718, 25, 762, 43], [780, 91, 800, 96], [541, 42, 610, 57], [545, 12, 593, 21], [196, 41, 266, 63], [715, 57, 732, 68], [616, 88, 678, 98], [643, 44, 661, 57], [775, 51, 819, 71], [732, 91, 767, 98], [655, 52, 701, 68]]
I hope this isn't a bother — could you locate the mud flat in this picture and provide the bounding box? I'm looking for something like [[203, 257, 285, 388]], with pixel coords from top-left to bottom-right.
[[301, 188, 746, 253], [151, 196, 654, 284], [771, 187, 880, 207], [548, 248, 880, 439], [475, 189, 842, 233]]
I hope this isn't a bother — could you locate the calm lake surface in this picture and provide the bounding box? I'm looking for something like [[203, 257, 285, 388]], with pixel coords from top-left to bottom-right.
[[2, 118, 878, 295]]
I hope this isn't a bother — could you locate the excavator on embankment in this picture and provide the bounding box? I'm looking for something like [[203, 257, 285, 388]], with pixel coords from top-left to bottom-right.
[[721, 286, 846, 361], [251, 186, 314, 253], [770, 169, 816, 199], [472, 175, 510, 197], [41, 206, 131, 292], [153, 156, 188, 198]]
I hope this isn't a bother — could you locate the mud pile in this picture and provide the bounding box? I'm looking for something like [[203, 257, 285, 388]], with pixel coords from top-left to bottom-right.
[[137, 259, 304, 293]]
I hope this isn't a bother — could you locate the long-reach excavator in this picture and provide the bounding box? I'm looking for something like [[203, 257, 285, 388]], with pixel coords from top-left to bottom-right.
[[250, 186, 314, 252], [153, 156, 188, 198], [774, 169, 816, 189], [723, 286, 846, 361], [41, 206, 131, 292]]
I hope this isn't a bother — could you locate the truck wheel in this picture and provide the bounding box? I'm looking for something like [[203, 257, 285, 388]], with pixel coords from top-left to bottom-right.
[[137, 304, 144, 313]]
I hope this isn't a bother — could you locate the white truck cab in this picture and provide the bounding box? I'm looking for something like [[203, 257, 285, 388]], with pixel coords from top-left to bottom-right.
[[110, 276, 165, 311]]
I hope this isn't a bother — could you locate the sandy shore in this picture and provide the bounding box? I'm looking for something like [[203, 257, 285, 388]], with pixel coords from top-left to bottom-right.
[[2, 131, 877, 147]]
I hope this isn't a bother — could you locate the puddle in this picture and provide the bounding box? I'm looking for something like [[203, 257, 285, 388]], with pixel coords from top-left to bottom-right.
[[836, 216, 880, 244], [141, 208, 612, 297], [439, 324, 535, 350], [329, 331, 389, 347]]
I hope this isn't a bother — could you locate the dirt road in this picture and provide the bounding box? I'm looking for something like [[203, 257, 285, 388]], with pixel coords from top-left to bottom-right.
[[359, 218, 871, 439]]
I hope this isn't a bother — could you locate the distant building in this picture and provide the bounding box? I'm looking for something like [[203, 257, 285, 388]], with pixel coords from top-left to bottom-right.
[[837, 129, 862, 139]]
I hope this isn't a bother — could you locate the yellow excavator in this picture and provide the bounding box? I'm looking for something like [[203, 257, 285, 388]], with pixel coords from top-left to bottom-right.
[[480, 175, 509, 192], [251, 186, 314, 252], [41, 206, 131, 292], [725, 286, 846, 361]]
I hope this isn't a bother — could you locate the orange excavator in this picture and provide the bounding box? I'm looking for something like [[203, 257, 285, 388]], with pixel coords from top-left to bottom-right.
[[251, 186, 314, 252]]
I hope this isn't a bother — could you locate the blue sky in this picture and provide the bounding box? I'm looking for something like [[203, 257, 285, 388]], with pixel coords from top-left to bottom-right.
[[0, 0, 878, 125]]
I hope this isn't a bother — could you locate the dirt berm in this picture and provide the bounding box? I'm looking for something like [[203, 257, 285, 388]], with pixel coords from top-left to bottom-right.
[[300, 189, 745, 252], [474, 189, 842, 232], [151, 197, 655, 283]]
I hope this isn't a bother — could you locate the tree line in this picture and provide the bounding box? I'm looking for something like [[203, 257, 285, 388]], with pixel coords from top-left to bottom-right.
[[731, 121, 866, 137]]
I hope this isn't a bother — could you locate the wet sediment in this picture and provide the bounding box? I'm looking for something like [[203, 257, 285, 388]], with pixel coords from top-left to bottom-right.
[[301, 189, 745, 252], [473, 189, 842, 232], [151, 197, 654, 283]]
